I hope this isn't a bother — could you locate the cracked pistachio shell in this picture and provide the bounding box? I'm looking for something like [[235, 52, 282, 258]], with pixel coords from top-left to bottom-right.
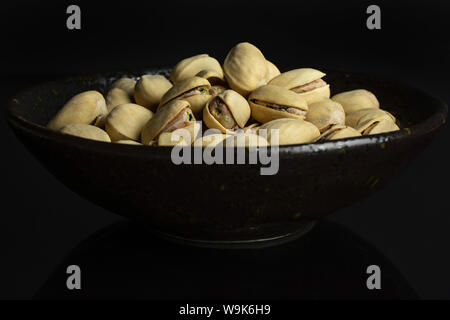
[[110, 77, 136, 97], [223, 42, 268, 96], [315, 124, 361, 141], [268, 68, 330, 104], [59, 124, 111, 142], [157, 122, 201, 146], [356, 118, 400, 135], [203, 90, 251, 133], [47, 91, 107, 131], [105, 103, 153, 142], [158, 76, 211, 116], [196, 69, 226, 86], [266, 60, 281, 81], [258, 118, 320, 145], [194, 133, 230, 147], [115, 140, 142, 145], [170, 54, 223, 83], [106, 87, 132, 112], [134, 75, 172, 111], [331, 89, 379, 114], [141, 99, 194, 145], [222, 132, 269, 147], [305, 98, 345, 132], [345, 108, 395, 128], [248, 85, 308, 123]]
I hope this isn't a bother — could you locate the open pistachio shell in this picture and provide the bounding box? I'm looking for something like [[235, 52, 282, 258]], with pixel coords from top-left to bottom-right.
[[115, 140, 142, 145], [141, 99, 195, 145], [266, 60, 281, 82], [157, 122, 201, 146], [248, 84, 308, 123], [356, 118, 400, 135], [170, 54, 223, 83], [158, 76, 211, 116], [268, 68, 330, 104], [110, 77, 136, 97], [223, 42, 268, 96], [196, 69, 227, 86], [203, 90, 251, 133], [305, 98, 345, 132], [222, 132, 269, 147], [59, 124, 111, 142], [106, 87, 132, 112], [105, 103, 153, 142], [315, 124, 361, 141], [47, 91, 107, 131], [157, 132, 189, 146], [331, 89, 379, 114], [345, 108, 396, 128], [194, 133, 230, 147], [258, 118, 320, 145], [134, 75, 172, 111]]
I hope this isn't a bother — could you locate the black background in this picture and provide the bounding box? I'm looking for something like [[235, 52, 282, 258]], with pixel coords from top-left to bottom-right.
[[1, 0, 449, 299]]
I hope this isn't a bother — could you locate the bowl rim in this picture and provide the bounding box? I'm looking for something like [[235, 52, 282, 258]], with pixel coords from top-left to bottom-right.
[[7, 70, 448, 158]]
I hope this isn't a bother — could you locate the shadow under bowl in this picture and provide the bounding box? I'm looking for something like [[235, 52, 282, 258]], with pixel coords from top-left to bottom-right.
[[7, 69, 448, 245]]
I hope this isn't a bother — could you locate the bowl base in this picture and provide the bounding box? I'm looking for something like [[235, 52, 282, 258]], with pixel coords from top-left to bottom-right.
[[151, 221, 316, 249]]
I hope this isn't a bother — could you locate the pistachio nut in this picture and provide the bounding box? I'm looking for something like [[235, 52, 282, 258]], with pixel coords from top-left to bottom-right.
[[106, 87, 132, 112], [110, 77, 136, 97], [47, 91, 108, 131], [196, 69, 227, 87], [105, 103, 154, 142], [356, 118, 400, 135], [59, 124, 111, 142], [268, 68, 330, 104], [223, 42, 268, 96], [134, 75, 172, 111], [315, 124, 361, 141], [248, 84, 308, 123], [157, 132, 189, 146], [266, 60, 281, 81], [208, 85, 227, 97], [194, 133, 230, 147], [305, 98, 345, 132], [141, 99, 196, 145], [158, 76, 211, 117], [115, 140, 142, 145], [258, 118, 320, 145], [222, 132, 269, 147], [157, 121, 201, 146], [345, 108, 395, 128], [203, 89, 251, 133], [170, 54, 223, 83], [331, 89, 379, 114]]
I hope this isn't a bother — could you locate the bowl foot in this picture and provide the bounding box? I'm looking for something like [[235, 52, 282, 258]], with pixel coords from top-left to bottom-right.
[[151, 221, 316, 249]]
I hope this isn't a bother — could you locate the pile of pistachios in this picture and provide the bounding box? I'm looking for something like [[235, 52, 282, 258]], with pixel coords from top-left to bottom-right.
[[46, 42, 400, 146]]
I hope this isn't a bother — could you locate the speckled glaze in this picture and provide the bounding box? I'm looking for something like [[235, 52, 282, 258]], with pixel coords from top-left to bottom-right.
[[7, 69, 448, 244]]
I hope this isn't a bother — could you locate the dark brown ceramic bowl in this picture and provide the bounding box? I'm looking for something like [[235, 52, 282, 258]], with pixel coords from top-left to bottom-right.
[[7, 69, 448, 247]]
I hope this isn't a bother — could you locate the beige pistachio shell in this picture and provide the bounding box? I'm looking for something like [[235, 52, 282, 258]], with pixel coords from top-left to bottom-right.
[[269, 68, 326, 89], [331, 89, 379, 114], [170, 54, 223, 83], [305, 98, 345, 132], [223, 42, 268, 96], [110, 77, 136, 97], [158, 76, 211, 116], [222, 132, 269, 147], [203, 90, 251, 133], [59, 124, 111, 142], [194, 133, 230, 147], [345, 108, 395, 128], [105, 103, 153, 142], [209, 85, 227, 96], [248, 85, 308, 123], [258, 118, 320, 145], [157, 132, 189, 146], [297, 85, 330, 104], [47, 91, 107, 131], [266, 60, 281, 82], [357, 118, 400, 135], [157, 122, 201, 146], [115, 140, 142, 145], [141, 99, 194, 145], [106, 87, 132, 112], [134, 75, 172, 111], [196, 69, 226, 86], [315, 124, 361, 141]]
